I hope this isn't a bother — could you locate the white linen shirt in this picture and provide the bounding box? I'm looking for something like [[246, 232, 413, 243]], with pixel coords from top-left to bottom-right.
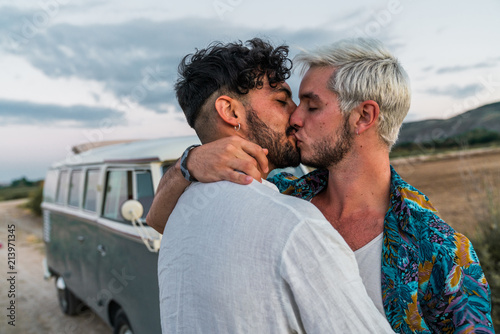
[[158, 179, 394, 333]]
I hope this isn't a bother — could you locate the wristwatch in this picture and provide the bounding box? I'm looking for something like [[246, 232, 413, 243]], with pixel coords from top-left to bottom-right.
[[180, 144, 200, 182]]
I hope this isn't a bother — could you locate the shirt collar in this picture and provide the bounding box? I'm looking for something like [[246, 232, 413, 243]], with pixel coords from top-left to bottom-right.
[[389, 165, 437, 214], [260, 178, 280, 192]]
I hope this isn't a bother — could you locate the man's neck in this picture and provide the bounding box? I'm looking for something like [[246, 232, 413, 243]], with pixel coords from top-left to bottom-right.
[[311, 150, 391, 250], [261, 164, 273, 180]]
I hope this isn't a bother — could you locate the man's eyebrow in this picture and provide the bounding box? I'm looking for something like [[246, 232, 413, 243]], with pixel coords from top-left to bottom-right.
[[274, 86, 292, 99], [300, 92, 321, 102]]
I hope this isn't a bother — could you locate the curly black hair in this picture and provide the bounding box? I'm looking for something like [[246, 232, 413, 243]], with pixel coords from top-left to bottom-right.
[[175, 38, 292, 128]]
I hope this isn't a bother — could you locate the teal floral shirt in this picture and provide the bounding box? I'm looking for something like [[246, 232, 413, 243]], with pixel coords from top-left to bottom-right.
[[269, 166, 494, 333]]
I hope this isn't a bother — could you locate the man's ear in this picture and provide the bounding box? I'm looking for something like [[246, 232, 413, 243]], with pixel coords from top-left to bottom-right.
[[214, 95, 242, 128], [353, 100, 380, 135]]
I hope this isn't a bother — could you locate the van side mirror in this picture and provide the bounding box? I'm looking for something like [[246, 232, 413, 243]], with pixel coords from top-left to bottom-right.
[[120, 200, 161, 253], [121, 200, 144, 221]]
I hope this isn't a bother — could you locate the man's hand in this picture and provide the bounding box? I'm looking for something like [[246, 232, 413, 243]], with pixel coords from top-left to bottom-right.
[[187, 136, 269, 184]]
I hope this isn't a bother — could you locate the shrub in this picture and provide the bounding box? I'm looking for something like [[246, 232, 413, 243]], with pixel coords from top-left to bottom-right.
[[391, 128, 500, 157], [470, 190, 500, 331], [0, 186, 33, 201], [26, 182, 43, 216]]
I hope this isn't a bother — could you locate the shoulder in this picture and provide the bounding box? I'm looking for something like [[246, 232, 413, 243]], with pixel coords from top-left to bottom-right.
[[388, 166, 453, 248], [402, 203, 460, 263], [182, 179, 328, 227], [181, 180, 348, 263], [248, 179, 328, 222], [410, 213, 487, 295]]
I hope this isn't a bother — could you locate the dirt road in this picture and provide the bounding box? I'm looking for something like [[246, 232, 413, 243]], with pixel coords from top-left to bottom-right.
[[0, 199, 110, 334]]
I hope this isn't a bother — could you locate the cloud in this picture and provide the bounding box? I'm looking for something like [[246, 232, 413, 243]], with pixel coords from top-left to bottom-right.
[[0, 15, 286, 112], [1, 10, 259, 113], [0, 99, 126, 127], [435, 60, 499, 74], [0, 5, 403, 118], [0, 6, 28, 30], [422, 83, 484, 99]]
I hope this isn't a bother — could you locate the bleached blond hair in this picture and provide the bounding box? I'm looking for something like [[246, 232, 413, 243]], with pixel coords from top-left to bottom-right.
[[295, 38, 411, 149]]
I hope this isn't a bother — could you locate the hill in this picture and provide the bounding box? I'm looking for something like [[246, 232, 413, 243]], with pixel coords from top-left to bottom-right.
[[396, 101, 500, 145]]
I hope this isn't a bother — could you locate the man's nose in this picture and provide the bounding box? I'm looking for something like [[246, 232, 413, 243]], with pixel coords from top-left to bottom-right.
[[289, 105, 303, 129]]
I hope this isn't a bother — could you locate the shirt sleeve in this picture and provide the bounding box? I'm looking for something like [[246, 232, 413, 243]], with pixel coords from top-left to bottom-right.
[[422, 232, 494, 333], [279, 219, 395, 333]]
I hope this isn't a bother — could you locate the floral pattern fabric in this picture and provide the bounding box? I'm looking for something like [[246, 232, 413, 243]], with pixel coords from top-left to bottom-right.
[[269, 166, 494, 333]]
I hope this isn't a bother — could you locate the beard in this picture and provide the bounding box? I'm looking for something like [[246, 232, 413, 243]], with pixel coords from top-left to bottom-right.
[[245, 107, 300, 169], [301, 116, 354, 169]]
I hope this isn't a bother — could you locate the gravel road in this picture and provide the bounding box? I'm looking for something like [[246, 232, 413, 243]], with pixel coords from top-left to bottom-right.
[[0, 199, 110, 334]]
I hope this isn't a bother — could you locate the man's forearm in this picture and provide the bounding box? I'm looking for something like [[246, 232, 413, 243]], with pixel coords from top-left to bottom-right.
[[146, 159, 190, 234]]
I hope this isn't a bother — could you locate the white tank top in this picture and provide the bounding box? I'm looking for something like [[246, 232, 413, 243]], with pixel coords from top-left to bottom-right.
[[354, 233, 387, 318]]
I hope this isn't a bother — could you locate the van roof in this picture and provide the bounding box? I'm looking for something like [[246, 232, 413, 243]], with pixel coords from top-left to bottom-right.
[[52, 135, 201, 168]]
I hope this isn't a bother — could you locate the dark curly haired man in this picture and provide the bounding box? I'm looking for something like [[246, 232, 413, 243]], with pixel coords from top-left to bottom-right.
[[156, 38, 394, 333]]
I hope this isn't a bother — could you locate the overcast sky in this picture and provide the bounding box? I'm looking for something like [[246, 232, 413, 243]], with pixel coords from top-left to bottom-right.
[[1, 0, 500, 183]]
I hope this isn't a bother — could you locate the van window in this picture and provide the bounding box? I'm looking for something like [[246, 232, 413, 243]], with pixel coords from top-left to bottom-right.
[[68, 170, 82, 207], [103, 170, 133, 223], [56, 171, 70, 205], [83, 169, 100, 212], [44, 170, 59, 203], [135, 171, 154, 219]]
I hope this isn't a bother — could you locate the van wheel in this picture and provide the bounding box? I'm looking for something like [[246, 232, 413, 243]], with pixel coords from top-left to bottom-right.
[[55, 276, 82, 316], [113, 309, 134, 334]]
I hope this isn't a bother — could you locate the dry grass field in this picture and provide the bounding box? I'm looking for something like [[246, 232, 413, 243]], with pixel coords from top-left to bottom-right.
[[391, 147, 500, 237]]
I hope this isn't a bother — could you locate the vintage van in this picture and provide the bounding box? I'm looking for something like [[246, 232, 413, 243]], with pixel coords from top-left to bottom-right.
[[41, 135, 308, 334]]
